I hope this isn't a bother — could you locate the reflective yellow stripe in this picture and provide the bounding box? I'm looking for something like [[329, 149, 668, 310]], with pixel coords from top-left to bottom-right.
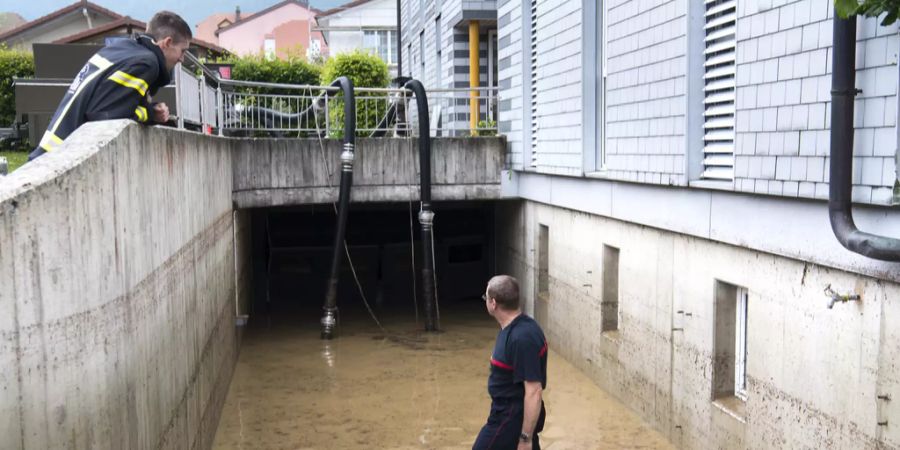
[[108, 71, 149, 96], [39, 131, 63, 152], [135, 106, 148, 122], [49, 54, 113, 135]]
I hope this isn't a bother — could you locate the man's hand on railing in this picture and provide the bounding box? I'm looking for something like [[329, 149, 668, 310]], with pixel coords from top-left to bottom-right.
[[152, 103, 170, 123]]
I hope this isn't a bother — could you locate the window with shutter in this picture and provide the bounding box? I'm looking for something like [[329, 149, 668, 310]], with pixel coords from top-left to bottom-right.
[[530, 0, 538, 166]]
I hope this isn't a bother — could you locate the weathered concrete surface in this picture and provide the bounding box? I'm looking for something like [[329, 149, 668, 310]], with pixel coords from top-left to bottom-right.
[[0, 121, 242, 450], [496, 200, 900, 449], [232, 137, 506, 208]]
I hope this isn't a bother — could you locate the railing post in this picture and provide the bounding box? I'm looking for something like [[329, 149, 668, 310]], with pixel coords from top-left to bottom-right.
[[175, 63, 184, 130], [325, 91, 330, 136], [217, 86, 224, 136]]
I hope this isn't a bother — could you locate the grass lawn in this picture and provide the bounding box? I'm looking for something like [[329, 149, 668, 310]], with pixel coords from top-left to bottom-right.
[[1, 151, 28, 173]]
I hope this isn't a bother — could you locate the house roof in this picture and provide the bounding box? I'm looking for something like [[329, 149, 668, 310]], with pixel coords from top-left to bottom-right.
[[215, 0, 321, 36], [316, 0, 378, 18], [52, 16, 229, 54], [0, 0, 123, 42]]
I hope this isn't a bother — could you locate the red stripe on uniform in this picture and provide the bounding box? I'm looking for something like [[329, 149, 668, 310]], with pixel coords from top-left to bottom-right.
[[490, 357, 513, 370], [538, 341, 548, 357]]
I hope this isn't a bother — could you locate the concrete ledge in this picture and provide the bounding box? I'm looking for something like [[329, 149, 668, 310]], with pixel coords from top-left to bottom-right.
[[0, 121, 241, 450], [232, 136, 506, 208]]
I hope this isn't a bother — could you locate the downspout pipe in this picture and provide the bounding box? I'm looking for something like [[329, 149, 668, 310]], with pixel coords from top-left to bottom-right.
[[321, 76, 356, 339], [403, 78, 438, 331], [829, 16, 900, 262]]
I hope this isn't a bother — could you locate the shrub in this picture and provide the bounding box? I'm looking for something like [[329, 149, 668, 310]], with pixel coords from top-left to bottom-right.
[[477, 119, 498, 137], [320, 50, 391, 137], [229, 52, 321, 87], [0, 47, 34, 127]]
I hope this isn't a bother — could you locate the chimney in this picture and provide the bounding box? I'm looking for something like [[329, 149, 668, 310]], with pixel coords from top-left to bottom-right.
[[235, 6, 241, 22]]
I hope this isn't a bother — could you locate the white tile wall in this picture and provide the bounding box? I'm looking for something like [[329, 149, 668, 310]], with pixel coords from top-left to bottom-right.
[[735, 0, 899, 205], [604, 0, 687, 185]]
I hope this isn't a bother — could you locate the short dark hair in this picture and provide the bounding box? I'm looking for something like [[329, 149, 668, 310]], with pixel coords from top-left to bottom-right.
[[487, 275, 520, 311], [147, 11, 192, 43]]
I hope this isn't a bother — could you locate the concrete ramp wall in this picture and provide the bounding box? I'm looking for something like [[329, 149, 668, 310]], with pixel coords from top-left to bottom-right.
[[232, 137, 507, 208], [0, 121, 241, 450]]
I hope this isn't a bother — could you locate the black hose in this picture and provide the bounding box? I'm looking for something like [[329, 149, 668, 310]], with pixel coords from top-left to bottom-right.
[[403, 79, 438, 331], [829, 17, 900, 262], [321, 76, 356, 339]]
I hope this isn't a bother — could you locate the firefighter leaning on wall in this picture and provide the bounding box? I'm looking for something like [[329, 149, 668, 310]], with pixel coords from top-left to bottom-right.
[[28, 11, 192, 161]]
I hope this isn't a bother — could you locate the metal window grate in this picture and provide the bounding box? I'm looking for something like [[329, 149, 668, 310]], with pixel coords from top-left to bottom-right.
[[530, 0, 539, 166], [702, 0, 736, 181]]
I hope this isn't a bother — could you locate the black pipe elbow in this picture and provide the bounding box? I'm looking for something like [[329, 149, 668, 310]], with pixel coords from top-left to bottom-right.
[[829, 16, 900, 262], [402, 79, 432, 207], [330, 76, 356, 146]]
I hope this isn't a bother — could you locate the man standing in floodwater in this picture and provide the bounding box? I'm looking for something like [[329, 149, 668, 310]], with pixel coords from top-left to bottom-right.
[[473, 275, 548, 450], [28, 11, 191, 161]]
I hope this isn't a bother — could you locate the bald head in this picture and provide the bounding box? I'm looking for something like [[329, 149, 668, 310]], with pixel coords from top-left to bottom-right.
[[487, 275, 520, 311]]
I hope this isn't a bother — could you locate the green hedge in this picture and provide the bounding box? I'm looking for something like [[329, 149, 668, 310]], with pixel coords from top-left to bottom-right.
[[0, 47, 34, 127], [320, 51, 390, 137], [229, 53, 321, 87]]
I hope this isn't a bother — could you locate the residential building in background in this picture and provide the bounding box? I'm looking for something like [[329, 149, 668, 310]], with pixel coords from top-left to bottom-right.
[[315, 0, 398, 75], [55, 16, 227, 58], [201, 0, 327, 59], [0, 0, 121, 51], [0, 1, 223, 57], [0, 12, 26, 34], [403, 0, 900, 448], [195, 8, 256, 46], [400, 0, 497, 90]]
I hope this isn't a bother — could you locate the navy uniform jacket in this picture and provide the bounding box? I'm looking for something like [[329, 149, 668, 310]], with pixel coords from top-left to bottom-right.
[[488, 314, 548, 400], [29, 34, 171, 160]]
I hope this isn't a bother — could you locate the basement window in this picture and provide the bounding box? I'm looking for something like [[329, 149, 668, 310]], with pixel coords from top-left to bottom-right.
[[712, 280, 748, 419], [538, 224, 549, 297], [601, 245, 619, 333]]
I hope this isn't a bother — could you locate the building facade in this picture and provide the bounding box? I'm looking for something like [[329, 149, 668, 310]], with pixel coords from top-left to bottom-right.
[[404, 0, 900, 448], [316, 0, 399, 75], [0, 1, 121, 51], [209, 0, 327, 59]]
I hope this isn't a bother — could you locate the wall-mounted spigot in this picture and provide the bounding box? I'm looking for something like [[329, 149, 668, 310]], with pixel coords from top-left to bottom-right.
[[824, 284, 861, 309]]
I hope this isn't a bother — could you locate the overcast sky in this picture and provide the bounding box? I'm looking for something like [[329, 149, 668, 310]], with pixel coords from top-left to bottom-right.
[[7, 0, 353, 28]]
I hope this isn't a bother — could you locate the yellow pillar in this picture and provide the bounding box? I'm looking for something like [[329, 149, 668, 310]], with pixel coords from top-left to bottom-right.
[[469, 20, 480, 135]]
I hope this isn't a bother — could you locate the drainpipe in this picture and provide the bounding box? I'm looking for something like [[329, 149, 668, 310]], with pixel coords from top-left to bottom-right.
[[469, 21, 480, 135], [396, 0, 403, 77], [321, 76, 356, 339], [830, 16, 900, 262], [403, 78, 438, 331]]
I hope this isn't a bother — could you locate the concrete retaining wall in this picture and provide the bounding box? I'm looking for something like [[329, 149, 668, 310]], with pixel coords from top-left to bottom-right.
[[232, 137, 506, 208], [0, 121, 241, 450], [496, 200, 900, 449]]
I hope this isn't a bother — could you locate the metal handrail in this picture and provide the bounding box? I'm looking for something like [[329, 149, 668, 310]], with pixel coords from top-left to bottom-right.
[[171, 55, 500, 137]]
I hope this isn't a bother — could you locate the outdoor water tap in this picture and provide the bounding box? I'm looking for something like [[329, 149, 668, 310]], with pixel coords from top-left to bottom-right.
[[824, 284, 861, 309]]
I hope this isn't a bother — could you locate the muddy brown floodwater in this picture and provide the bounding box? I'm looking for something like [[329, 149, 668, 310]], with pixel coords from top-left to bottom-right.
[[212, 304, 673, 450]]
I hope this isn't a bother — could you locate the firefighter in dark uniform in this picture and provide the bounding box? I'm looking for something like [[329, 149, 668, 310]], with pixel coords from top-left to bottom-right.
[[28, 11, 192, 161], [474, 275, 548, 450]]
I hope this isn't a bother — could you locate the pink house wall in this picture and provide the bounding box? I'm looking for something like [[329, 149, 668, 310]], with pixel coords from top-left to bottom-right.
[[217, 2, 326, 57]]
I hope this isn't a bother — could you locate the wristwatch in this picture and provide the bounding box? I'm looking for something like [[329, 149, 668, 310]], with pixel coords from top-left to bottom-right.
[[519, 432, 531, 443]]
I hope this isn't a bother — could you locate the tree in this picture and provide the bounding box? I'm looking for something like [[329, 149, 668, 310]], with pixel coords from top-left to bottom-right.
[[835, 0, 900, 25]]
